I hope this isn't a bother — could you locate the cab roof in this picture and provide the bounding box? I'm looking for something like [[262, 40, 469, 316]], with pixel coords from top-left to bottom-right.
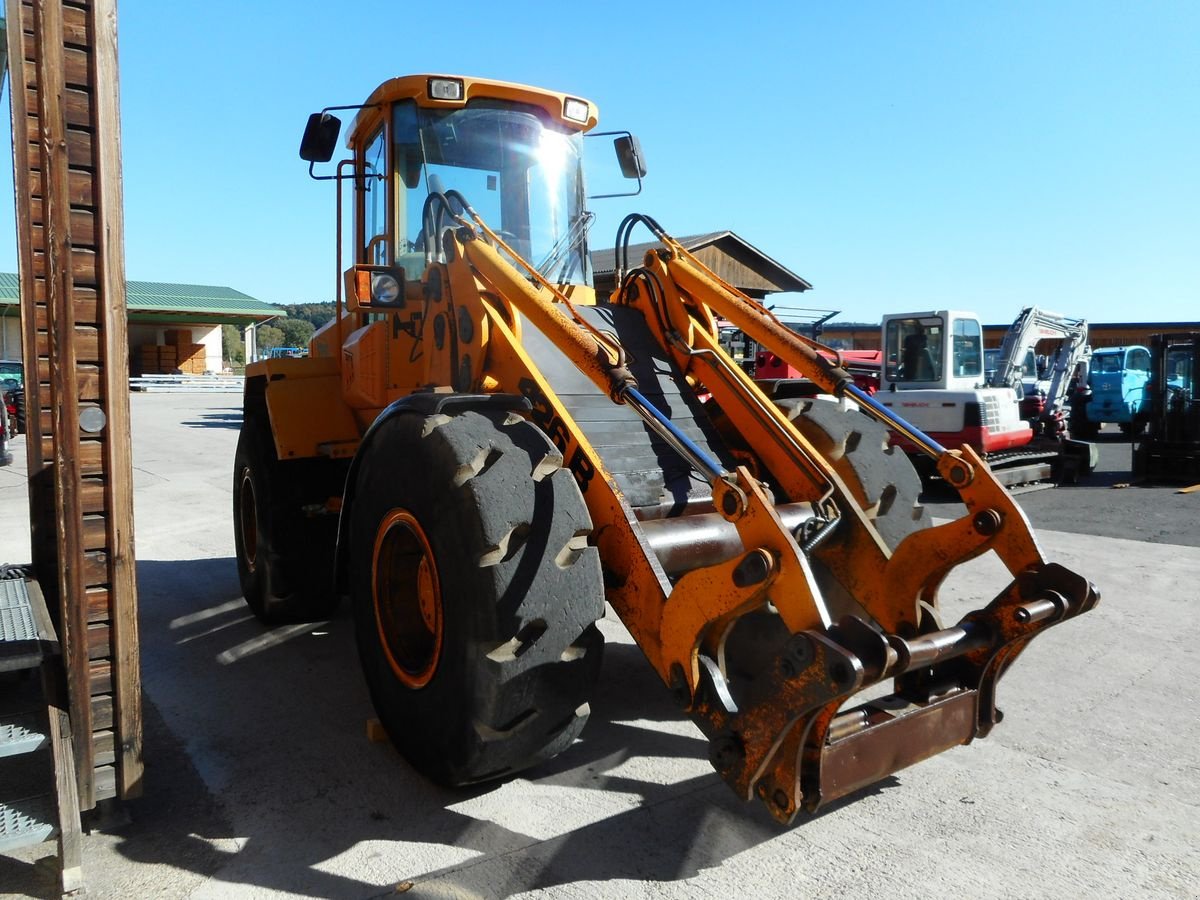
[[348, 74, 599, 146]]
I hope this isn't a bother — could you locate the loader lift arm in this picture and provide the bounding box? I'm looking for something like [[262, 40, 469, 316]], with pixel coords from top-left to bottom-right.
[[440, 207, 1098, 821]]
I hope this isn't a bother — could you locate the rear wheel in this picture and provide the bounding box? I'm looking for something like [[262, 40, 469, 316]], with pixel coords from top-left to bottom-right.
[[350, 408, 605, 785], [233, 397, 345, 623]]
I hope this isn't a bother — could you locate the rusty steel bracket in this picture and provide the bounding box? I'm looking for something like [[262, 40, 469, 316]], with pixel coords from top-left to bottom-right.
[[660, 467, 833, 698], [712, 560, 1100, 824], [691, 630, 864, 802]]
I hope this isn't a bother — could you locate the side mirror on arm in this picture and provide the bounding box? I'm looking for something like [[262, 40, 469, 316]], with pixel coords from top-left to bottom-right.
[[614, 134, 647, 178], [300, 112, 342, 163]]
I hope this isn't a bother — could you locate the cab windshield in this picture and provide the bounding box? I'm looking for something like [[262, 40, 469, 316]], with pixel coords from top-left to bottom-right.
[[382, 99, 589, 285]]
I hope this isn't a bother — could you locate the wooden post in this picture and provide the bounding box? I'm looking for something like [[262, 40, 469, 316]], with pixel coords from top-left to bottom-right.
[[5, 0, 142, 809]]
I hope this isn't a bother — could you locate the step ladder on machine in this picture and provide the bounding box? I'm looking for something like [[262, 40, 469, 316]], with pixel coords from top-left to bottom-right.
[[0, 575, 83, 894]]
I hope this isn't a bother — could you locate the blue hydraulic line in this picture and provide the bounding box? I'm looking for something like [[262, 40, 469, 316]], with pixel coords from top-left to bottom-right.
[[842, 382, 948, 458], [622, 386, 728, 482]]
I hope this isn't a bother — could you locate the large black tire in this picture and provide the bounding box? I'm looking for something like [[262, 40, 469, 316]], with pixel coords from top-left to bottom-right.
[[233, 397, 346, 623], [350, 408, 605, 785], [777, 397, 929, 550]]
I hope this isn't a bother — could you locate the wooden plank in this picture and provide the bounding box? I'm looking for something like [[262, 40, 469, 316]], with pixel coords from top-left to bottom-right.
[[93, 765, 116, 802], [86, 587, 110, 622], [42, 657, 84, 894], [27, 126, 93, 168], [18, 0, 88, 44], [35, 325, 99, 360], [37, 370, 101, 404], [83, 548, 107, 583], [42, 435, 104, 473], [29, 166, 95, 205], [90, 0, 143, 802], [80, 480, 106, 515], [82, 515, 106, 548], [28, 200, 97, 238], [33, 246, 98, 283], [93, 729, 115, 766], [91, 694, 112, 730], [36, 355, 101, 381], [87, 624, 109, 661], [37, 296, 103, 328], [21, 39, 89, 86], [89, 660, 111, 694], [25, 85, 90, 128], [34, 214, 98, 250]]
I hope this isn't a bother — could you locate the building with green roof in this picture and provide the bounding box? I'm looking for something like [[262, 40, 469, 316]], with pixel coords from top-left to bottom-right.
[[0, 273, 283, 371]]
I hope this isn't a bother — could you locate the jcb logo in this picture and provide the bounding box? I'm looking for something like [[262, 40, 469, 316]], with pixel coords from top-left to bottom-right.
[[518, 378, 595, 493]]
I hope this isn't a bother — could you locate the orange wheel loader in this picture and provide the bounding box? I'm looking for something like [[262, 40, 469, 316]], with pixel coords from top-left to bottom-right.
[[232, 74, 1097, 823]]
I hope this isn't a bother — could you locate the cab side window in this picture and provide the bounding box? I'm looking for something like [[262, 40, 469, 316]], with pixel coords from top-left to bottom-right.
[[363, 127, 389, 265], [1127, 348, 1150, 372]]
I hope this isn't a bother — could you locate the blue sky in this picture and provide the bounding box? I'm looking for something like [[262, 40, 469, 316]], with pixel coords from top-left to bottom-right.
[[0, 1, 1195, 326]]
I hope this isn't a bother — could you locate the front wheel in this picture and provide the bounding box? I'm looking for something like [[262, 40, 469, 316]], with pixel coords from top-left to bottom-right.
[[350, 408, 605, 785]]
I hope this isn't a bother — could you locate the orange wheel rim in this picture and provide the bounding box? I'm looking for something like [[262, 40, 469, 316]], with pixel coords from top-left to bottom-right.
[[372, 509, 443, 688]]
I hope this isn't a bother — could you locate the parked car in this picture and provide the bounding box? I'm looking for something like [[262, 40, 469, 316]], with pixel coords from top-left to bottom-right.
[[1071, 345, 1151, 438]]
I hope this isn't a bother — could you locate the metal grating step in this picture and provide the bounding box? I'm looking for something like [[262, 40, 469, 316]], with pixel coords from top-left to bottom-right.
[[0, 793, 57, 852], [0, 712, 48, 758], [0, 578, 44, 672], [0, 578, 37, 639]]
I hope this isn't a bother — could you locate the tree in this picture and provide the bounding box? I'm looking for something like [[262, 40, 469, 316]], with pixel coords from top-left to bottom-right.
[[279, 317, 315, 348], [256, 325, 284, 354], [222, 324, 245, 368], [282, 303, 335, 329]]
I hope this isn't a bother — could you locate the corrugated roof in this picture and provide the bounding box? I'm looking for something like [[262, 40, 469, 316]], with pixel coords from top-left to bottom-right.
[[591, 231, 812, 293], [591, 232, 727, 277], [0, 272, 282, 318]]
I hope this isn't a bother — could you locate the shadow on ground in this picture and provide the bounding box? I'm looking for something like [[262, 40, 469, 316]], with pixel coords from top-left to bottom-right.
[[180, 409, 243, 430], [36, 556, 895, 899]]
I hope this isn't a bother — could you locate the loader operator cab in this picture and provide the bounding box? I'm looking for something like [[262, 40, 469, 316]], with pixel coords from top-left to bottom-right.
[[302, 76, 645, 313]]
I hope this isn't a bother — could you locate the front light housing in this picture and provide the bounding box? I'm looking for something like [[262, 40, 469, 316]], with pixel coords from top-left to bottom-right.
[[348, 264, 407, 310], [428, 78, 464, 101], [372, 272, 401, 304], [563, 97, 589, 124]]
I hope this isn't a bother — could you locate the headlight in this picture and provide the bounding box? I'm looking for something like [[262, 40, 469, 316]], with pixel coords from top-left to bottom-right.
[[372, 272, 401, 304], [428, 78, 464, 101], [563, 97, 589, 123]]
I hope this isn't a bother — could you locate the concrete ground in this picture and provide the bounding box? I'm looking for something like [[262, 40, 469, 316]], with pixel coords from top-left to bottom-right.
[[0, 393, 1197, 899]]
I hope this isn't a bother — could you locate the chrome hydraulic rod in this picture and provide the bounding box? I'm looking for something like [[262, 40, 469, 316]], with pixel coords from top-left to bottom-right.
[[621, 385, 729, 483], [841, 382, 948, 459]]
